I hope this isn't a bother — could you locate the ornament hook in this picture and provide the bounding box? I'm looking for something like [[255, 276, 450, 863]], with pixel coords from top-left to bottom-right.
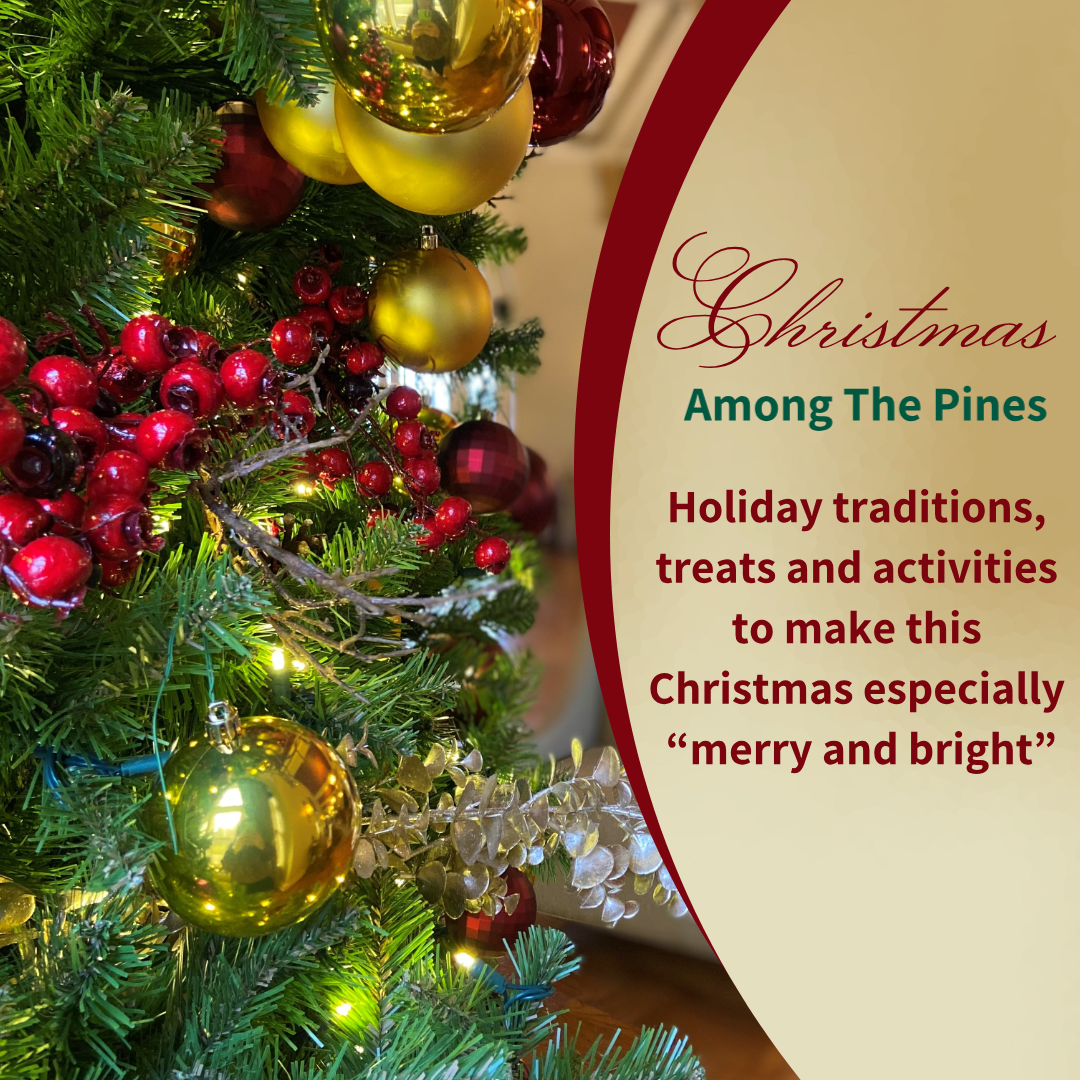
[[206, 700, 241, 753], [418, 224, 439, 250]]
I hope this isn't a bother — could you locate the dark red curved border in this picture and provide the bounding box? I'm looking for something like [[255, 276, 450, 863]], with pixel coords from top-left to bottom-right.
[[575, 0, 790, 952]]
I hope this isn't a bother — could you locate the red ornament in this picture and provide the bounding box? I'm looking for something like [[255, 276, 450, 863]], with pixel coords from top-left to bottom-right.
[[384, 385, 422, 420], [28, 356, 97, 409], [37, 491, 86, 536], [447, 868, 537, 953], [438, 420, 529, 513], [0, 396, 25, 465], [293, 266, 333, 305], [202, 103, 305, 233], [121, 314, 176, 377], [366, 508, 393, 528], [98, 353, 148, 404], [7, 535, 92, 605], [508, 449, 557, 534], [49, 407, 109, 464], [474, 536, 511, 574], [297, 305, 335, 343], [0, 492, 51, 547], [434, 496, 471, 539], [104, 413, 145, 453], [270, 317, 315, 367], [98, 557, 140, 588], [271, 390, 316, 438], [316, 447, 352, 485], [344, 341, 383, 375], [221, 349, 279, 408], [160, 360, 225, 418], [328, 285, 367, 325], [529, 0, 615, 146], [356, 460, 392, 498], [87, 450, 150, 501], [403, 455, 440, 495], [135, 410, 208, 470], [416, 513, 445, 550], [3, 426, 81, 497], [394, 420, 434, 458], [84, 495, 159, 561], [0, 317, 28, 388]]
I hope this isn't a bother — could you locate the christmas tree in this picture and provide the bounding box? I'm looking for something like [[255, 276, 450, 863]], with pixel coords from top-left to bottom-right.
[[0, 0, 700, 1076]]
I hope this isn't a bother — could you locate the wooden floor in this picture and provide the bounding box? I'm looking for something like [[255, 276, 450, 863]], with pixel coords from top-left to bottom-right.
[[539, 918, 799, 1080]]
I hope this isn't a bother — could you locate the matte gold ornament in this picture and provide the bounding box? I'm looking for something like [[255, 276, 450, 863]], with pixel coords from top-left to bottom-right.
[[255, 88, 361, 186], [369, 229, 492, 373], [146, 705, 357, 936], [334, 83, 532, 215], [315, 0, 540, 134]]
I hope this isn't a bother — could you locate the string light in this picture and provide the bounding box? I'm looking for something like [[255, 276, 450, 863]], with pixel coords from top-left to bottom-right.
[[334, 1002, 352, 1017], [271, 648, 286, 671], [294, 482, 315, 496]]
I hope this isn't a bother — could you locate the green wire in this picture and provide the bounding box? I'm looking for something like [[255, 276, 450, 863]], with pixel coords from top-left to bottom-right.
[[150, 623, 179, 854]]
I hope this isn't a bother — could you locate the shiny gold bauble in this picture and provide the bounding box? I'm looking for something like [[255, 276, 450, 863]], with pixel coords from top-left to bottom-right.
[[369, 246, 492, 373], [334, 83, 532, 215], [315, 0, 540, 134], [417, 406, 458, 445], [255, 88, 361, 185], [0, 876, 35, 934], [146, 716, 357, 936]]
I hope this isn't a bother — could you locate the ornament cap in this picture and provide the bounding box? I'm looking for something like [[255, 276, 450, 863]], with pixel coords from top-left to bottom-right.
[[419, 225, 439, 251], [206, 700, 241, 753]]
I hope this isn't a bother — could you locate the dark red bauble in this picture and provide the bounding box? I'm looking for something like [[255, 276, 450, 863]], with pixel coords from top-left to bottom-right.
[[271, 390, 316, 439], [37, 491, 86, 537], [344, 341, 383, 375], [97, 352, 148, 404], [135, 410, 208, 470], [355, 460, 392, 498], [446, 868, 537, 953], [296, 305, 335, 343], [328, 285, 367, 325], [529, 0, 615, 146], [121, 313, 176, 377], [437, 420, 528, 513], [85, 495, 159, 561], [87, 450, 150, 501], [434, 495, 472, 539], [474, 536, 511, 574], [394, 420, 435, 458], [0, 396, 26, 466], [98, 556, 140, 588], [28, 356, 97, 409], [293, 266, 333, 305], [270, 317, 315, 367], [0, 317, 28, 388], [0, 492, 52, 547], [104, 413, 145, 453], [48, 407, 109, 464], [7, 535, 92, 604], [403, 455, 440, 495], [202, 103, 305, 233], [3, 425, 81, 497], [384, 385, 422, 420], [416, 513, 445, 550], [508, 448, 557, 534], [221, 349, 279, 409], [159, 360, 225, 418]]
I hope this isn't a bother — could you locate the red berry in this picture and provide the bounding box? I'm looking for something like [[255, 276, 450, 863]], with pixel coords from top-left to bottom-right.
[[402, 455, 440, 495], [344, 341, 383, 375], [270, 317, 315, 367], [293, 266, 333, 304], [384, 386, 422, 420], [121, 313, 176, 377], [356, 460, 392, 498], [0, 492, 51, 547], [85, 494, 159, 561], [36, 491, 85, 537], [366, 508, 393, 528], [194, 330, 225, 367], [271, 390, 316, 439], [321, 244, 343, 274], [135, 410, 208, 470], [220, 349, 279, 409], [87, 450, 150, 501], [97, 352, 148, 405], [28, 356, 97, 408], [104, 413, 145, 452], [0, 396, 25, 466], [296, 305, 335, 342], [434, 496, 471, 539], [474, 536, 511, 574], [98, 556, 140, 588], [48, 407, 109, 464], [328, 285, 367, 325], [159, 360, 225, 418], [316, 447, 352, 482], [417, 513, 445, 551], [394, 420, 435, 458], [3, 425, 81, 497], [0, 317, 28, 388], [7, 535, 92, 604]]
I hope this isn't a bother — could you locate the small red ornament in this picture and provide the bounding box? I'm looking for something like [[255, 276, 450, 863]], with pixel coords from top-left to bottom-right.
[[87, 450, 150, 501], [446, 868, 537, 953], [104, 413, 145, 453], [403, 455, 440, 495], [160, 361, 225, 418], [438, 420, 529, 513], [394, 420, 434, 458], [0, 317, 28, 388], [194, 330, 223, 365], [356, 460, 392, 498], [0, 492, 52, 547], [328, 285, 367, 325], [49, 407, 109, 464], [84, 495, 159, 561], [28, 356, 97, 409], [316, 447, 352, 485], [474, 536, 511, 574], [271, 390, 316, 438], [507, 449, 557, 534], [384, 386, 422, 420], [434, 496, 471, 539], [416, 513, 445, 550], [221, 349, 279, 408], [0, 397, 26, 465], [293, 266, 333, 305], [321, 244, 343, 274], [344, 341, 383, 375], [98, 353, 148, 404], [202, 103, 305, 233], [36, 491, 86, 536], [366, 508, 393, 528], [99, 556, 140, 588], [7, 535, 92, 605], [270, 317, 315, 367], [121, 314, 176, 377], [135, 410, 208, 470], [3, 426, 81, 497], [297, 305, 335, 342]]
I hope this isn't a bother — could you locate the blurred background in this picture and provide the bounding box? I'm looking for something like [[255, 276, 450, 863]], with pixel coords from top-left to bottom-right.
[[484, 3, 798, 1075]]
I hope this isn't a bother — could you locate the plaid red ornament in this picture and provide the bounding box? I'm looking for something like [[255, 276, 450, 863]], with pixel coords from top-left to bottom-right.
[[446, 867, 537, 954], [437, 419, 528, 513]]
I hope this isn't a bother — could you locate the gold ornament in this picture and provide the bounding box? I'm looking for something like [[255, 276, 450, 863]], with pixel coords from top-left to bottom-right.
[[146, 705, 357, 936], [369, 228, 492, 373], [417, 406, 457, 445], [255, 88, 361, 186], [0, 876, 35, 934], [334, 83, 532, 215], [315, 0, 540, 134], [145, 220, 198, 277]]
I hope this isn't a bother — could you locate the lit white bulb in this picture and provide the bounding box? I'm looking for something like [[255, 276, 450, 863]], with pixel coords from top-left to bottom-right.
[[271, 648, 286, 671]]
